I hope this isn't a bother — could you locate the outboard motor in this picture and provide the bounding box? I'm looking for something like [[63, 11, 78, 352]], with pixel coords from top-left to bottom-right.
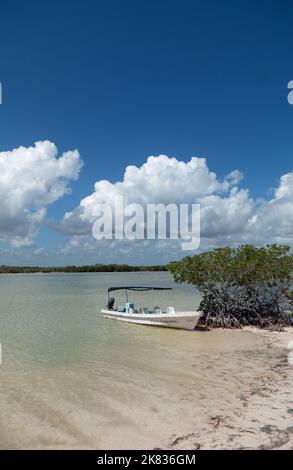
[[107, 297, 115, 310]]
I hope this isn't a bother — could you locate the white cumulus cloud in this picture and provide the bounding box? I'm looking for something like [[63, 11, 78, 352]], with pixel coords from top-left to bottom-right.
[[59, 154, 293, 258], [0, 140, 83, 246], [59, 155, 251, 244], [244, 172, 293, 245]]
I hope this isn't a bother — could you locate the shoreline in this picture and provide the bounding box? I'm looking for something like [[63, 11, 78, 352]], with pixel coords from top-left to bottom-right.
[[164, 327, 293, 450]]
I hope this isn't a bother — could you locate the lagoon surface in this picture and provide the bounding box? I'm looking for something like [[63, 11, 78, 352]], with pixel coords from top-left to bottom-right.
[[0, 272, 284, 449]]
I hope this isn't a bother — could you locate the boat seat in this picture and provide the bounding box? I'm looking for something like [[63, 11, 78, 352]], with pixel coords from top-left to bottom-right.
[[166, 306, 175, 314], [154, 306, 162, 314]]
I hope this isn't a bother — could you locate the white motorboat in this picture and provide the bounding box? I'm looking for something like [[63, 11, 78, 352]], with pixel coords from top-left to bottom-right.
[[101, 286, 202, 331]]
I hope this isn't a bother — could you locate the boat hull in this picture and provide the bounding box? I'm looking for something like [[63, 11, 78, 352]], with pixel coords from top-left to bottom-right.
[[101, 309, 202, 330]]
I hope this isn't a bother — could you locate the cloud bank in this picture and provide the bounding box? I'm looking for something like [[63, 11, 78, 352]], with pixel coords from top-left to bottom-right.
[[60, 154, 293, 255], [60, 156, 246, 236], [0, 141, 83, 247], [0, 146, 291, 263]]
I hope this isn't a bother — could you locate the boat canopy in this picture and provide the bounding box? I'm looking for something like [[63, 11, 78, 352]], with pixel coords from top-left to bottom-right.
[[108, 286, 172, 293]]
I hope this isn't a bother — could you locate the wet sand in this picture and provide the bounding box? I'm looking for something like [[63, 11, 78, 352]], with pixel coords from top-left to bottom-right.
[[165, 327, 293, 450], [1, 327, 280, 450]]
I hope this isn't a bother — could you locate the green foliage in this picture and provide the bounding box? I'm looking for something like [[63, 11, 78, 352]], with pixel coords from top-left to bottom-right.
[[0, 264, 167, 274], [168, 245, 293, 328]]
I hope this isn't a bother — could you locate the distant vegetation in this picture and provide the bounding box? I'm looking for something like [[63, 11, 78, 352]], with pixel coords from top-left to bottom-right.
[[168, 244, 293, 329], [0, 264, 167, 274]]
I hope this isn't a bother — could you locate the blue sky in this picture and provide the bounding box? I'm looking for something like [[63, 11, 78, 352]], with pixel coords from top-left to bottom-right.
[[0, 0, 292, 265]]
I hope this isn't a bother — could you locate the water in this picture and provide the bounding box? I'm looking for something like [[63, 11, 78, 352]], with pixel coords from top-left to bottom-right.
[[0, 272, 284, 449]]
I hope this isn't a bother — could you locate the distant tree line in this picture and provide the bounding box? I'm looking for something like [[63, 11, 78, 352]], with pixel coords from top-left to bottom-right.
[[0, 264, 167, 274], [168, 244, 293, 328]]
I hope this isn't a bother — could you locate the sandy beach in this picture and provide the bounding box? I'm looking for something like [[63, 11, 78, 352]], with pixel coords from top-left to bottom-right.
[[165, 327, 293, 450]]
